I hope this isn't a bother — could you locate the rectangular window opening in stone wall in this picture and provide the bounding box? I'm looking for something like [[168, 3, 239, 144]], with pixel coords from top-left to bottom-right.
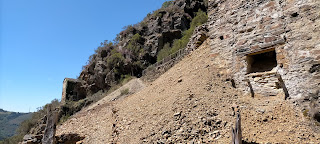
[[73, 92, 78, 101], [246, 49, 277, 74]]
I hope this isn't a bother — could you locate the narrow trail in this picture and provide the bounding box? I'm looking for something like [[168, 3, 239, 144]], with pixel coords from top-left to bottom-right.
[[84, 79, 145, 111], [56, 40, 320, 143]]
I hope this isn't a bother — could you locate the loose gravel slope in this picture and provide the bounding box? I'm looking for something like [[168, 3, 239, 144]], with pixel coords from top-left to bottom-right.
[[56, 40, 320, 143]]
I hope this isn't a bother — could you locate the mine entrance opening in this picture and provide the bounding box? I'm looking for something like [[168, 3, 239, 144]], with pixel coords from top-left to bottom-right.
[[246, 49, 277, 73]]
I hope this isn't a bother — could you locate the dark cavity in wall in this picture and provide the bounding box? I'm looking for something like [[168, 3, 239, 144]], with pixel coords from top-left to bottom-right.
[[309, 64, 320, 73], [291, 12, 299, 17], [246, 49, 277, 73]]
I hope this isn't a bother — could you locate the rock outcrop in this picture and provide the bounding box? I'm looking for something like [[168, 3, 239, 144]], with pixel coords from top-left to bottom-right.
[[78, 0, 209, 96], [186, 23, 208, 52]]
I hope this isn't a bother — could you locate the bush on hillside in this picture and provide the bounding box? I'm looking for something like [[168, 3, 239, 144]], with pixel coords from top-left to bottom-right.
[[157, 43, 172, 62], [126, 33, 144, 57], [120, 88, 129, 96], [106, 49, 125, 69], [162, 1, 173, 9]]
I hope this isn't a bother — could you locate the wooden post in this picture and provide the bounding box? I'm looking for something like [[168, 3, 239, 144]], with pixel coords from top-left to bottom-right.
[[231, 113, 242, 144], [276, 74, 289, 100], [245, 79, 254, 98]]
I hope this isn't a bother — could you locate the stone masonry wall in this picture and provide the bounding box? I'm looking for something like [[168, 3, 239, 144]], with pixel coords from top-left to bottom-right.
[[208, 0, 320, 99], [61, 78, 86, 105]]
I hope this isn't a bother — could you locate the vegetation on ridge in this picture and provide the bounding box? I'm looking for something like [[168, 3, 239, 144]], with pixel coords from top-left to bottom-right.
[[79, 0, 208, 97]]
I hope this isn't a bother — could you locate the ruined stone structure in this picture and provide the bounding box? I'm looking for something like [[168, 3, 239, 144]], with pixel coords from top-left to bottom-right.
[[208, 0, 320, 100], [61, 78, 86, 105]]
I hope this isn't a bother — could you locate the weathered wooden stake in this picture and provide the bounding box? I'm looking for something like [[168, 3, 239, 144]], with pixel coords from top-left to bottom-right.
[[231, 113, 242, 144], [276, 74, 289, 100], [244, 79, 254, 98]]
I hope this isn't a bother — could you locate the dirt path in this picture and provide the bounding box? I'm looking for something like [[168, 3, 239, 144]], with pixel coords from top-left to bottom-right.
[[83, 78, 145, 111], [56, 40, 320, 143]]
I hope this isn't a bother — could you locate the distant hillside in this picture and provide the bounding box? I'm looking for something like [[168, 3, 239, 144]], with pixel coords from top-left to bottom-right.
[[0, 109, 32, 140]]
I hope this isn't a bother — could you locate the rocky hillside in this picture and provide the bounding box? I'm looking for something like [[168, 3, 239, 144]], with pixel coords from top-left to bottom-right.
[[56, 40, 320, 143], [0, 109, 31, 141], [78, 0, 208, 96], [12, 0, 320, 143]]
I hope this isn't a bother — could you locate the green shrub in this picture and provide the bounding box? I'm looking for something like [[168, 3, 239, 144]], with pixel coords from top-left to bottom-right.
[[120, 88, 129, 96], [162, 1, 173, 9], [126, 33, 143, 57], [140, 21, 147, 28], [190, 10, 208, 29], [59, 114, 70, 124], [104, 75, 134, 97], [59, 99, 92, 124], [120, 75, 132, 84], [122, 24, 134, 31], [95, 40, 113, 53], [107, 49, 125, 68], [157, 43, 171, 62]]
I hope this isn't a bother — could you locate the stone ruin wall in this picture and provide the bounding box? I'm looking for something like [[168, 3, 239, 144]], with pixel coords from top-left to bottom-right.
[[208, 0, 320, 99], [61, 78, 86, 105]]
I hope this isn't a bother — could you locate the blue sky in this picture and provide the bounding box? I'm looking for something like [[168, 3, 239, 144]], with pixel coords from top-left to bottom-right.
[[0, 0, 168, 112]]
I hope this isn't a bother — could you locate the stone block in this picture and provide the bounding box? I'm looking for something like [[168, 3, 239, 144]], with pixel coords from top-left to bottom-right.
[[210, 53, 219, 58], [237, 39, 248, 46], [272, 39, 285, 45], [277, 53, 286, 60], [265, 1, 275, 8], [236, 47, 250, 54], [260, 42, 274, 49], [272, 29, 286, 36], [270, 23, 283, 30], [251, 45, 259, 50], [300, 4, 312, 12], [265, 36, 276, 43]]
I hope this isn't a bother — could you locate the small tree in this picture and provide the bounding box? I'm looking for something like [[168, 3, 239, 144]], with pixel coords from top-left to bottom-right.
[[161, 1, 173, 9], [157, 43, 172, 62]]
